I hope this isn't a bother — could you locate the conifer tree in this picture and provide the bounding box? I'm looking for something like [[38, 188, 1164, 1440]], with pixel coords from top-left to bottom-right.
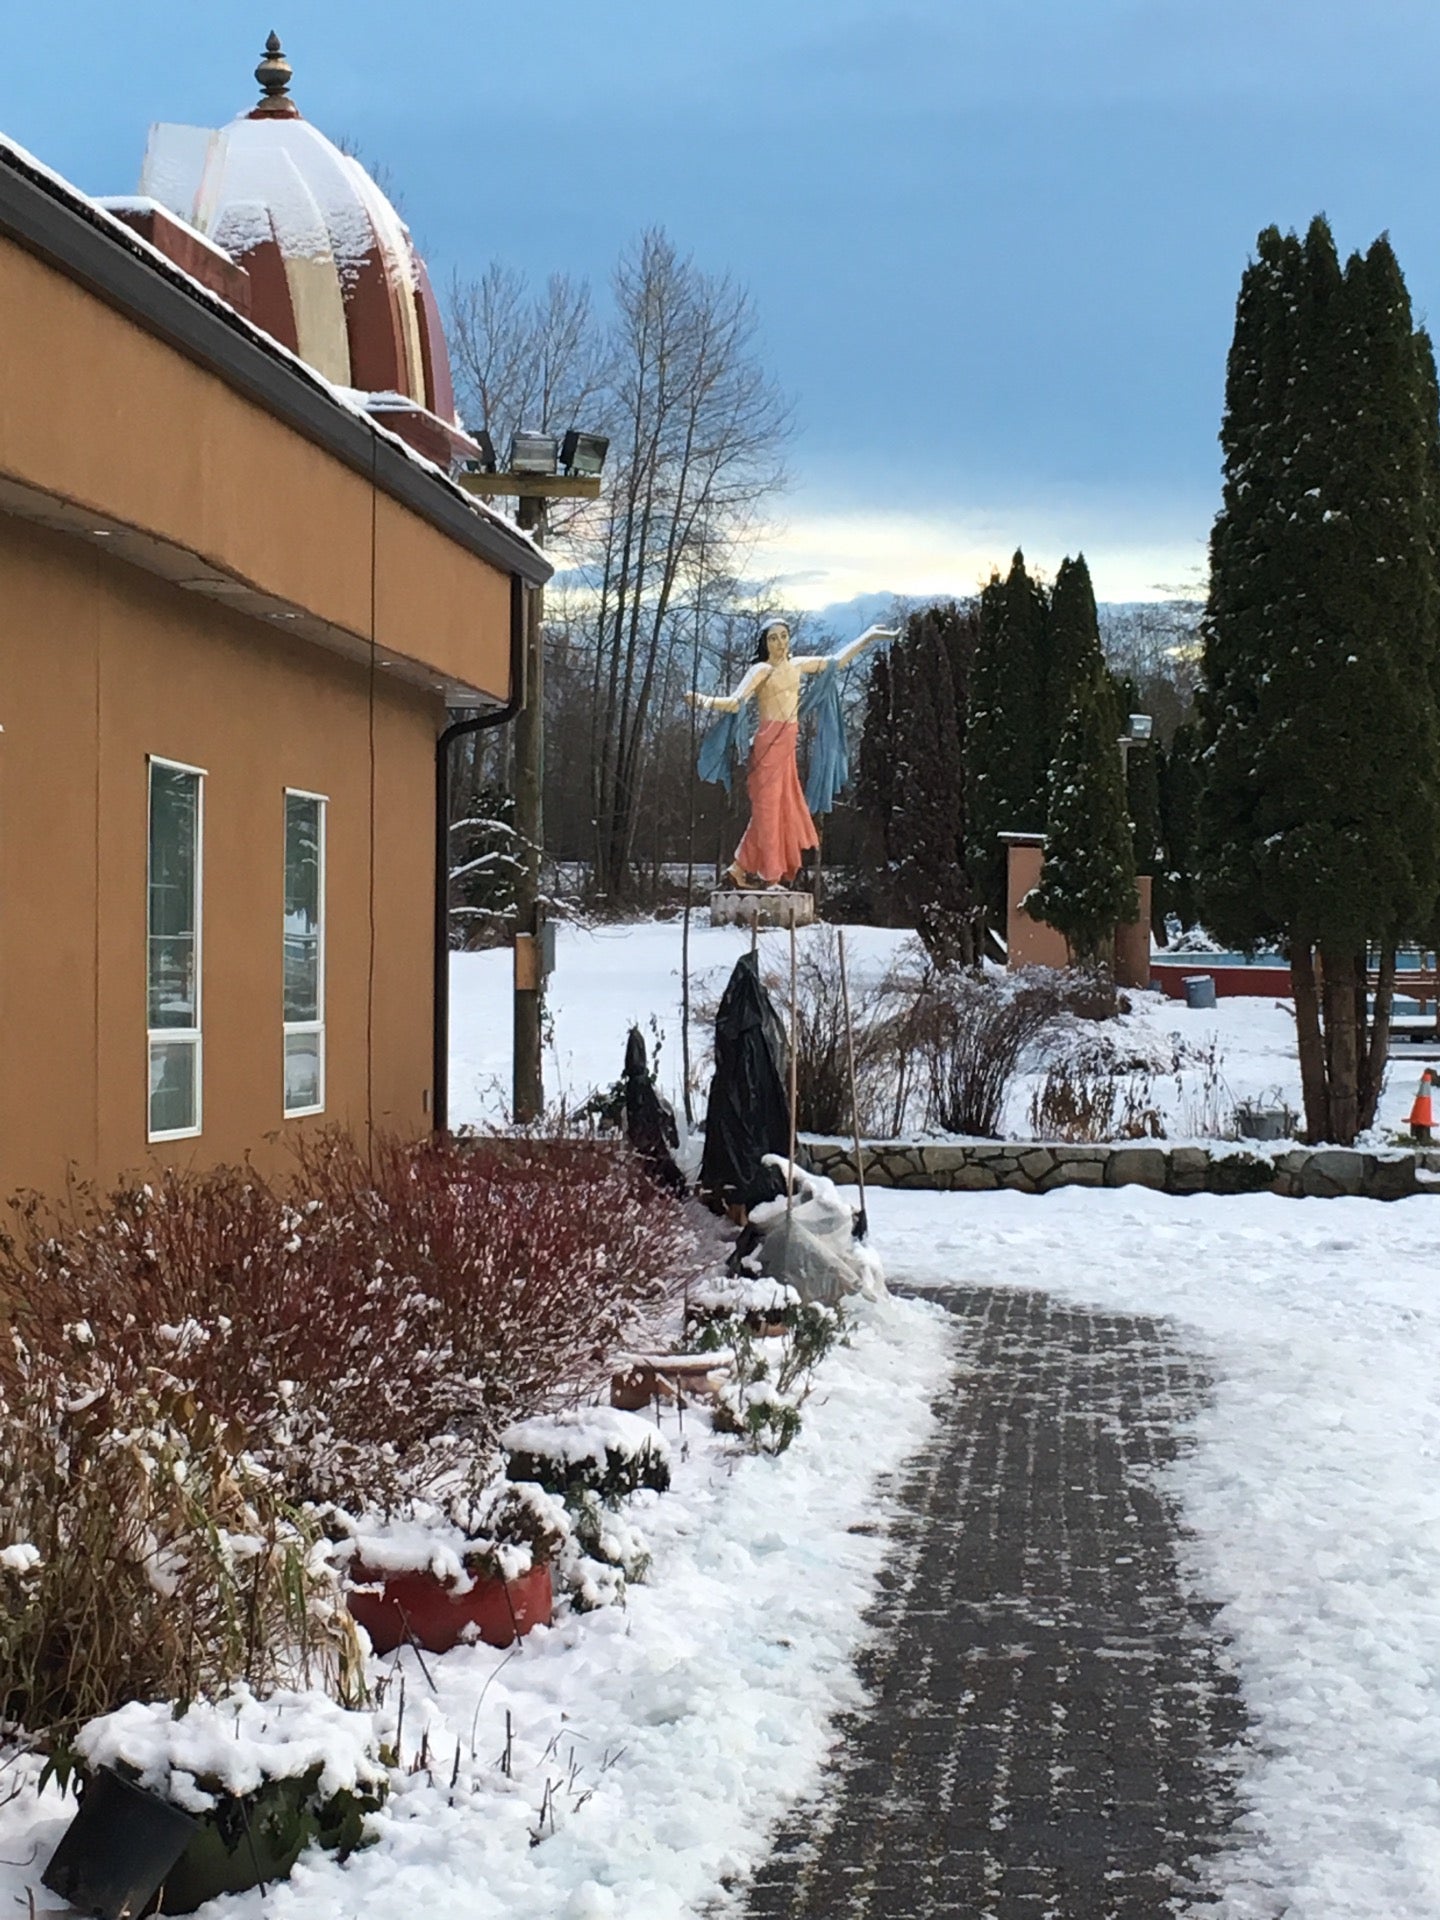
[[1199, 216, 1440, 1141], [1125, 736, 1164, 931], [1159, 723, 1201, 933], [966, 550, 1049, 918], [1030, 668, 1138, 967], [1044, 555, 1104, 771], [858, 603, 977, 963]]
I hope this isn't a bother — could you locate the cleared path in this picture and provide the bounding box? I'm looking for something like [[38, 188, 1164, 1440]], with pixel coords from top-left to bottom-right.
[[745, 1287, 1244, 1920]]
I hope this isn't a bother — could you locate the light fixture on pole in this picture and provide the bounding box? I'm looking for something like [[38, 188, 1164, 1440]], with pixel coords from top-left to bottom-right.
[[462, 428, 497, 474], [508, 431, 560, 476], [559, 429, 609, 477]]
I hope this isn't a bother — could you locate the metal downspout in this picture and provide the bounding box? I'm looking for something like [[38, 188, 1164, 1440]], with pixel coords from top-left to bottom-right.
[[433, 573, 526, 1132]]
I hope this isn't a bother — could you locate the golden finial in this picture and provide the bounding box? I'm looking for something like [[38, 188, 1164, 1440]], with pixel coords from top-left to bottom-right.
[[252, 32, 295, 113]]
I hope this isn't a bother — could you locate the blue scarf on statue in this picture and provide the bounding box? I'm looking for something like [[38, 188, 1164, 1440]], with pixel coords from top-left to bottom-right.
[[695, 655, 850, 816]]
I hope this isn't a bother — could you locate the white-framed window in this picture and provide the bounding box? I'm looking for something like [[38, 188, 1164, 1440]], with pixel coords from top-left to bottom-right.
[[283, 789, 326, 1116], [147, 757, 204, 1140]]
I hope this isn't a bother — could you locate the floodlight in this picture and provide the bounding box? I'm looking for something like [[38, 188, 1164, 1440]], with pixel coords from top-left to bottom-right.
[[462, 428, 497, 473], [1127, 713, 1153, 741], [560, 429, 610, 477], [508, 432, 559, 476]]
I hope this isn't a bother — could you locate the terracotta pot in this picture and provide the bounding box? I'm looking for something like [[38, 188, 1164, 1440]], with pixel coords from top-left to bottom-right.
[[347, 1560, 552, 1655]]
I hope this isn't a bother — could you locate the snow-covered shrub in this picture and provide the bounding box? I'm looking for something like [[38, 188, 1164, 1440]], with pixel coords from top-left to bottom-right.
[[501, 1408, 671, 1502], [1, 1136, 700, 1517], [688, 1273, 801, 1333], [701, 1302, 844, 1455], [1027, 1038, 1165, 1141], [911, 966, 1091, 1138], [0, 1339, 357, 1747], [558, 1491, 654, 1610], [288, 1131, 698, 1495], [331, 1478, 570, 1593], [499, 1411, 668, 1612], [72, 1688, 387, 1890]]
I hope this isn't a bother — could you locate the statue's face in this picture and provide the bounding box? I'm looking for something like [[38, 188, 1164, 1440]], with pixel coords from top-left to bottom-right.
[[765, 624, 791, 663]]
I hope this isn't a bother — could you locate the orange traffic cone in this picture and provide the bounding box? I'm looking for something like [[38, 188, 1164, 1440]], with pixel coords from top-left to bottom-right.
[[1409, 1068, 1436, 1143]]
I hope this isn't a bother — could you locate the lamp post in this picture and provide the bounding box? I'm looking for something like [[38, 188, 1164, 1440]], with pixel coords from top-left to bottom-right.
[[1118, 710, 1152, 778], [458, 430, 607, 1121]]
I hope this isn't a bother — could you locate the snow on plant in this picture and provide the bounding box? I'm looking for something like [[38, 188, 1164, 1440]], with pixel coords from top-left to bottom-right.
[[0, 1133, 701, 1742], [75, 1686, 389, 1813], [696, 1300, 845, 1455], [0, 1344, 359, 1749], [0, 1136, 701, 1519], [501, 1406, 671, 1502]]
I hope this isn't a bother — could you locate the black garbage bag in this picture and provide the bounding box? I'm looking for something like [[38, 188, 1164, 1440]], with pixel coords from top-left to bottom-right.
[[622, 1026, 686, 1193], [699, 951, 791, 1210]]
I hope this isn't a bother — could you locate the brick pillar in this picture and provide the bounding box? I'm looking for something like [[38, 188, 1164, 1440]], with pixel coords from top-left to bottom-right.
[[1114, 876, 1153, 989]]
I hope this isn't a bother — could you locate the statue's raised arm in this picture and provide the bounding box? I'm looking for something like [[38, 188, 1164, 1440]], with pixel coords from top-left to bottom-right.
[[689, 619, 898, 889], [794, 623, 899, 675]]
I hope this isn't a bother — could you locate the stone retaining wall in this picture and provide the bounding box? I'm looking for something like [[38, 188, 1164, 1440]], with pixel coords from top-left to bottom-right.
[[798, 1137, 1440, 1200]]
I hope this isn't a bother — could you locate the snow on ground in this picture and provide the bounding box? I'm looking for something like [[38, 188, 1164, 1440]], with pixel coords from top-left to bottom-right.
[[0, 1292, 954, 1920], [449, 920, 911, 1131], [874, 1183, 1440, 1920], [450, 918, 1429, 1145]]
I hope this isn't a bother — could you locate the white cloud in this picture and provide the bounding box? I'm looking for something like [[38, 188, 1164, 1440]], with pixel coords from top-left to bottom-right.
[[747, 496, 1209, 609]]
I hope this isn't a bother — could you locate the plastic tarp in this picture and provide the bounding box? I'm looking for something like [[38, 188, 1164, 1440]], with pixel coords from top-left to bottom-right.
[[622, 1026, 685, 1193], [699, 953, 791, 1208], [748, 1158, 884, 1305]]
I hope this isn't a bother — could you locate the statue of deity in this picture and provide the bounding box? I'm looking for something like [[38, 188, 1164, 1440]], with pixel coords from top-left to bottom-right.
[[686, 620, 896, 888]]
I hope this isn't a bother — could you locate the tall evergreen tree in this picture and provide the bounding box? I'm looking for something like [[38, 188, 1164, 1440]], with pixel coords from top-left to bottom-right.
[[1199, 216, 1440, 1141], [1044, 554, 1104, 771], [1030, 667, 1138, 968], [966, 550, 1049, 918], [858, 603, 978, 964], [1159, 722, 1202, 933], [1123, 736, 1162, 926]]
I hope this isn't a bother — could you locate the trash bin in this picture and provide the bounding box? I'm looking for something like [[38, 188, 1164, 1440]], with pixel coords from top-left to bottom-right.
[[1183, 974, 1217, 1010]]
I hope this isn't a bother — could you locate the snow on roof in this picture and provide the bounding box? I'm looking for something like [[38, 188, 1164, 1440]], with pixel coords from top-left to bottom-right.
[[93, 194, 239, 269], [0, 131, 541, 573], [144, 114, 431, 406]]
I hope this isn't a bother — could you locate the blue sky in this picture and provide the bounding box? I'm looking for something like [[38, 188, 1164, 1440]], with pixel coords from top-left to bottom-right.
[[13, 2, 1440, 604]]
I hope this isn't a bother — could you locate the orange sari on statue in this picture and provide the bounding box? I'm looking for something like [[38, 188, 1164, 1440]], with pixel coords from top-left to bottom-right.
[[732, 719, 819, 885]]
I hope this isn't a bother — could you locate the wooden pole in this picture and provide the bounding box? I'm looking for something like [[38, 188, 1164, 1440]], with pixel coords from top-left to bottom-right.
[[787, 914, 799, 1215], [511, 494, 546, 1123], [837, 928, 868, 1240]]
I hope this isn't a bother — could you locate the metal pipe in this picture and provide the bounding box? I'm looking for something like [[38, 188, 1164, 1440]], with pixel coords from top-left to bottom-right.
[[432, 572, 527, 1132]]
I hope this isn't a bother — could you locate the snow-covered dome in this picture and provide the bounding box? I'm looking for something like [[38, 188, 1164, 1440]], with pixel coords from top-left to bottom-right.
[[138, 34, 456, 422]]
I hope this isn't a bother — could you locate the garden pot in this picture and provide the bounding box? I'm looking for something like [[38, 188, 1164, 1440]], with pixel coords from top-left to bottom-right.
[[158, 1767, 375, 1914], [348, 1559, 552, 1654], [42, 1763, 199, 1920]]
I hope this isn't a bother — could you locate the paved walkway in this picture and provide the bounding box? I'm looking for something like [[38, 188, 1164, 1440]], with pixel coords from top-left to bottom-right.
[[745, 1288, 1244, 1920]]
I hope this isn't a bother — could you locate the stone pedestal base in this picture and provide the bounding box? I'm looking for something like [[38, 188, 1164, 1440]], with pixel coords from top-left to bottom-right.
[[709, 888, 815, 929]]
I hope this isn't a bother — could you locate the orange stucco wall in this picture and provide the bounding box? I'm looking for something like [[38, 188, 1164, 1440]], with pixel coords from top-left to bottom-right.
[[0, 514, 441, 1197], [0, 230, 511, 698]]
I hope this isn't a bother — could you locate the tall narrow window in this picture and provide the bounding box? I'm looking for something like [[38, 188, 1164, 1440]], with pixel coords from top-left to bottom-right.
[[283, 791, 326, 1116], [148, 758, 203, 1139]]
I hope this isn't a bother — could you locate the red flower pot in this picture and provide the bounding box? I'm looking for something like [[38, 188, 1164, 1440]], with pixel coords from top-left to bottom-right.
[[347, 1560, 552, 1655]]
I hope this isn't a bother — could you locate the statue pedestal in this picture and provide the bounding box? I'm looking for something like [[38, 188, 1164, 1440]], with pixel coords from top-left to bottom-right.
[[709, 889, 815, 929]]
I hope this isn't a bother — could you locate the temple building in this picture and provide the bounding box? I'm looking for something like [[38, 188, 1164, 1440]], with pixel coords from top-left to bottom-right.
[[0, 38, 546, 1197]]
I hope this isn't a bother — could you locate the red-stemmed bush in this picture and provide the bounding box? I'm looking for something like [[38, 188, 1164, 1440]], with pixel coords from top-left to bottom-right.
[[0, 1132, 701, 1512]]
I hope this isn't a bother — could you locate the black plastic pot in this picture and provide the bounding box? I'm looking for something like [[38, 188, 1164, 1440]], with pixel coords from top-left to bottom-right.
[[42, 1764, 199, 1920]]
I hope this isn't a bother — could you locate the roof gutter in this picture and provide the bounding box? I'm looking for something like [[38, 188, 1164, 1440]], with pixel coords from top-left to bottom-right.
[[433, 573, 528, 1133], [0, 141, 551, 589]]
